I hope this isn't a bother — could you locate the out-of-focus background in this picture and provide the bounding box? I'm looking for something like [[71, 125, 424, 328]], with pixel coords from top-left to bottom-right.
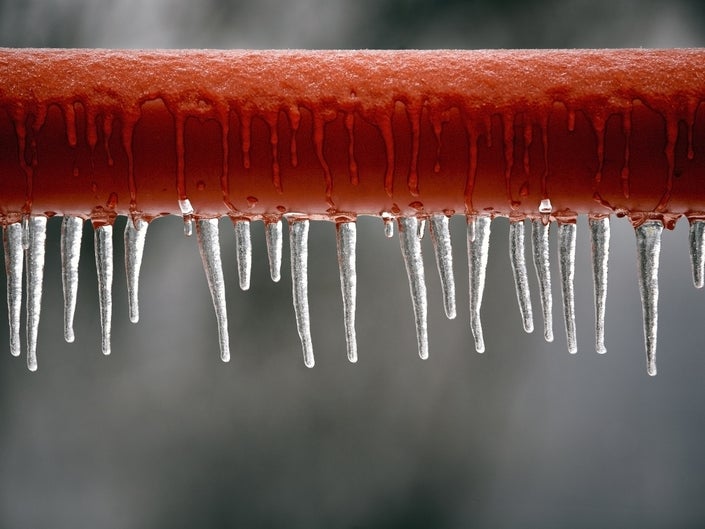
[[2, 1, 705, 527]]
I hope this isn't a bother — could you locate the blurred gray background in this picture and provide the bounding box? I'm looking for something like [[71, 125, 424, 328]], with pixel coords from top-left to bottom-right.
[[2, 1, 705, 527]]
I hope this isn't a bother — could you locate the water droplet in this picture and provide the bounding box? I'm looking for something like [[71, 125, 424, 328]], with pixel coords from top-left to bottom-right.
[[467, 216, 491, 353], [558, 223, 577, 354], [196, 218, 230, 362], [3, 222, 23, 357], [289, 220, 314, 367], [398, 217, 428, 360], [509, 220, 534, 333], [635, 220, 663, 376], [539, 198, 553, 214], [61, 216, 83, 341], [124, 217, 148, 323], [94, 224, 113, 356], [233, 220, 252, 291], [26, 216, 47, 371], [531, 219, 554, 342], [429, 214, 456, 320], [589, 216, 610, 354], [336, 221, 357, 363]]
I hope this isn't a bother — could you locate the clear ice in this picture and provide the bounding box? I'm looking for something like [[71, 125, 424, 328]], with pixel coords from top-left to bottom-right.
[[689, 219, 705, 289], [124, 217, 148, 324], [3, 222, 23, 357], [290, 220, 314, 367], [429, 213, 457, 320], [178, 198, 195, 237], [233, 220, 252, 291], [589, 217, 610, 354], [467, 216, 491, 353], [61, 216, 84, 341], [509, 220, 534, 333], [265, 220, 282, 283], [94, 224, 114, 356], [336, 221, 358, 363], [558, 223, 577, 354], [196, 218, 231, 362], [26, 216, 47, 371], [398, 216, 429, 360], [531, 219, 554, 342], [635, 220, 663, 376]]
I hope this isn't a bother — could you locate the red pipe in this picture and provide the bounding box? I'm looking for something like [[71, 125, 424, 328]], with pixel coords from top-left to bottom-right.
[[1, 49, 704, 226]]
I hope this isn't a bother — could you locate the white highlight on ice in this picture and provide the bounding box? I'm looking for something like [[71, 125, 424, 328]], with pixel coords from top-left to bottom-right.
[[94, 224, 113, 356], [61, 216, 84, 342], [3, 222, 23, 357], [589, 217, 610, 354], [265, 220, 282, 283], [429, 213, 457, 320], [689, 219, 705, 289], [467, 216, 491, 353], [124, 217, 148, 324], [233, 220, 252, 291], [531, 219, 554, 342], [539, 198, 553, 214], [635, 220, 663, 377], [196, 218, 231, 363], [336, 221, 358, 363], [509, 220, 534, 333], [178, 198, 195, 237], [398, 216, 429, 360], [289, 219, 314, 367], [558, 222, 577, 354], [26, 216, 47, 371], [417, 218, 427, 239]]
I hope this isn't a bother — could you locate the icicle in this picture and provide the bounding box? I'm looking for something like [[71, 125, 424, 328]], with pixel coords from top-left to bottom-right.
[[429, 213, 456, 320], [467, 216, 491, 353], [3, 222, 23, 357], [178, 198, 194, 237], [60, 216, 83, 342], [509, 220, 534, 333], [398, 216, 429, 359], [196, 218, 231, 362], [265, 220, 282, 283], [336, 221, 357, 363], [289, 219, 314, 367], [124, 217, 148, 324], [689, 219, 705, 289], [531, 219, 554, 342], [383, 216, 394, 238], [635, 220, 663, 376], [589, 217, 610, 354], [94, 224, 113, 356], [418, 218, 427, 239], [233, 220, 252, 291], [26, 216, 47, 371], [558, 223, 577, 354]]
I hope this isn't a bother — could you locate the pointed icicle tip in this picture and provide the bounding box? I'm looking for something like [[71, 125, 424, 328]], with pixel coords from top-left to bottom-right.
[[509, 220, 534, 334], [61, 216, 84, 341], [398, 217, 429, 360], [196, 218, 231, 363], [635, 220, 663, 377], [289, 219, 314, 367], [336, 221, 358, 363], [467, 216, 491, 353], [429, 214, 456, 320], [124, 217, 148, 324]]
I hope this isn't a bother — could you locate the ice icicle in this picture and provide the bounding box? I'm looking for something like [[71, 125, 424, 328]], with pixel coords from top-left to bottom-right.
[[635, 220, 663, 376], [94, 224, 113, 356], [336, 221, 358, 363], [429, 213, 457, 320], [383, 216, 394, 238], [196, 218, 231, 362], [265, 220, 282, 282], [509, 220, 534, 333], [26, 216, 47, 371], [289, 219, 314, 367], [61, 216, 83, 341], [178, 198, 194, 237], [233, 220, 252, 291], [124, 217, 148, 323], [689, 219, 705, 289], [3, 222, 23, 357], [531, 219, 554, 342], [467, 216, 491, 353], [398, 217, 429, 359], [558, 223, 577, 354], [589, 217, 610, 354]]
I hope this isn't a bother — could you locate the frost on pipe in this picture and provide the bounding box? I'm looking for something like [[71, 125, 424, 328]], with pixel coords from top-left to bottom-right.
[[0, 49, 705, 374]]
